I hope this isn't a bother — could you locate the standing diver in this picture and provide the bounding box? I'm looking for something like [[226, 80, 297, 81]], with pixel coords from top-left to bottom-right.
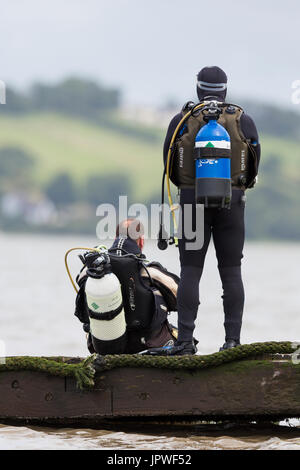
[[162, 66, 261, 355]]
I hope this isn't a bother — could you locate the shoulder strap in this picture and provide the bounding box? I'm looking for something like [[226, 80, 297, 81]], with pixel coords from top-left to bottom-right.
[[109, 252, 155, 330], [141, 263, 179, 312]]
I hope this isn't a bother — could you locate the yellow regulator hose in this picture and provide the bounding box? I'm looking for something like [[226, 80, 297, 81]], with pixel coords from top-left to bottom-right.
[[64, 246, 107, 294], [165, 102, 206, 243]]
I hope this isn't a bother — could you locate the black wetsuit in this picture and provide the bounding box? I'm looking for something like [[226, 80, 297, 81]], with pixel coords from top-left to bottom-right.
[[163, 100, 260, 343]]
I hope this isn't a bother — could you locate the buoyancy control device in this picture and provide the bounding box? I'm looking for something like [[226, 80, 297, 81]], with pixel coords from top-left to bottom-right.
[[83, 251, 127, 354], [158, 100, 258, 250], [66, 245, 180, 354], [107, 247, 179, 332], [171, 101, 250, 189]]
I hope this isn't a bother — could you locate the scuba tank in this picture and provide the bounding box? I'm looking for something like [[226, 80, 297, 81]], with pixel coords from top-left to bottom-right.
[[194, 102, 232, 209], [84, 251, 127, 355]]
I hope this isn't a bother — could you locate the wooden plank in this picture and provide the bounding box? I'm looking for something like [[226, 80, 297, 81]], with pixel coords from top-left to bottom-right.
[[0, 371, 112, 420], [105, 360, 300, 418], [0, 358, 300, 425]]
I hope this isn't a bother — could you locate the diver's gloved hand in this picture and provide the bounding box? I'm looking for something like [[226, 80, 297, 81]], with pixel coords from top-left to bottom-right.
[[140, 340, 197, 356], [219, 339, 240, 351]]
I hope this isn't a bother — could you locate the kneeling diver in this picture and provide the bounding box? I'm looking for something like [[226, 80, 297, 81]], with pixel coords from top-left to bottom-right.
[[74, 218, 180, 355]]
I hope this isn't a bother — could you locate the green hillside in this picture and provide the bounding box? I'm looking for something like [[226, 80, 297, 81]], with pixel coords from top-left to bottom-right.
[[1, 112, 299, 197], [0, 112, 299, 239], [0, 113, 163, 200]]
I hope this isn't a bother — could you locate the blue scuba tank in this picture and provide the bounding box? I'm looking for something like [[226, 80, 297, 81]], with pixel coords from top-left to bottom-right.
[[194, 119, 232, 209]]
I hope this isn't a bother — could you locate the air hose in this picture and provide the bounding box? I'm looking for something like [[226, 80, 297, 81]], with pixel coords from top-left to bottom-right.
[[159, 102, 206, 250], [64, 246, 107, 293]]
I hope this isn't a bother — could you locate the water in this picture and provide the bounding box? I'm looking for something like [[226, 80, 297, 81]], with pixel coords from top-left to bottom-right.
[[1, 424, 300, 450], [0, 233, 300, 450]]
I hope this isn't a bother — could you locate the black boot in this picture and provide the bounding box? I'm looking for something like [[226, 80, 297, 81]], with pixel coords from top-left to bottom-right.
[[141, 340, 197, 356], [219, 339, 240, 351], [168, 340, 197, 356]]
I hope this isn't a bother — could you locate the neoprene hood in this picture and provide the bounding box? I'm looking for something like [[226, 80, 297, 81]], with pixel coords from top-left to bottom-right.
[[197, 66, 228, 101]]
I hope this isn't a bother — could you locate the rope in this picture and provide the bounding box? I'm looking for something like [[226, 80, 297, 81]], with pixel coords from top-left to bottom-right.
[[0, 355, 96, 390], [94, 342, 297, 372], [0, 343, 298, 389]]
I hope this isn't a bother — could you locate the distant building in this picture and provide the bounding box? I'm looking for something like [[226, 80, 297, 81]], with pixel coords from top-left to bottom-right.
[[1, 192, 57, 226], [120, 105, 178, 128]]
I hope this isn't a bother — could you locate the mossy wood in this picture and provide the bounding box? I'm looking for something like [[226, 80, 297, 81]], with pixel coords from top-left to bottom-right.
[[0, 348, 300, 425]]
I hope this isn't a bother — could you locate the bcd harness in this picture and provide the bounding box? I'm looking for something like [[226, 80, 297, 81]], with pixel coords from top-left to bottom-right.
[[171, 101, 258, 189], [158, 100, 259, 250], [73, 245, 179, 336]]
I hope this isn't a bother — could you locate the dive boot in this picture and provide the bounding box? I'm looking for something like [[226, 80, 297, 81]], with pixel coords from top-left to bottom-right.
[[168, 340, 197, 356], [219, 339, 240, 351], [140, 340, 197, 356]]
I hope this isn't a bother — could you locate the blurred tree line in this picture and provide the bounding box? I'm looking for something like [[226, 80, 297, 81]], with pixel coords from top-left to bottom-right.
[[1, 78, 161, 143], [45, 172, 131, 208], [1, 78, 120, 118], [0, 147, 34, 190], [3, 81, 300, 142], [236, 99, 300, 142], [0, 146, 132, 209], [246, 155, 300, 240]]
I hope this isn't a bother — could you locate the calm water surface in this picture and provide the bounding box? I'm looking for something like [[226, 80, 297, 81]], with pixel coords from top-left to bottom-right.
[[0, 233, 299, 450]]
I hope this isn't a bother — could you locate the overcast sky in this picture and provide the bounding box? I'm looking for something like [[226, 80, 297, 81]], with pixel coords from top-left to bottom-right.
[[1, 0, 300, 108]]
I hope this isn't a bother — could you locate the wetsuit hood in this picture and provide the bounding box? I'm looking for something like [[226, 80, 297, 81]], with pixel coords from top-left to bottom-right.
[[197, 66, 228, 102], [110, 236, 143, 257]]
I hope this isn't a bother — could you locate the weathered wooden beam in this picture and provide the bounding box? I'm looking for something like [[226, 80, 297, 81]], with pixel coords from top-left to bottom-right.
[[0, 356, 299, 426]]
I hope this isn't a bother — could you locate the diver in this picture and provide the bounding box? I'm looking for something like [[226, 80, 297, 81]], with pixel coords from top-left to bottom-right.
[[162, 66, 261, 355], [75, 218, 180, 355]]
